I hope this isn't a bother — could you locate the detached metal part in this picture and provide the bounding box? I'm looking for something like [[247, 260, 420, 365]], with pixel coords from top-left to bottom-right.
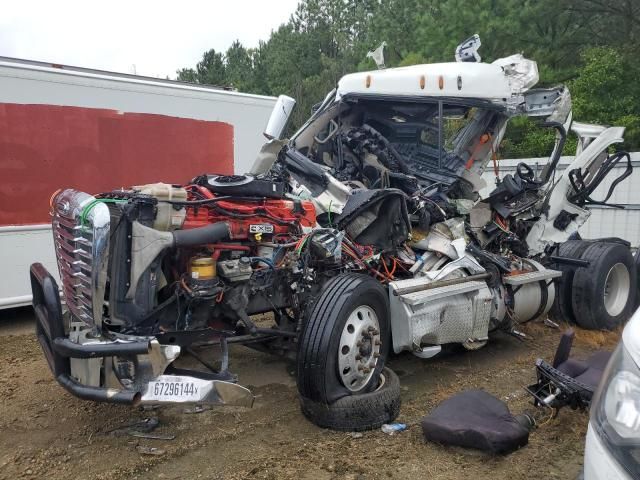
[[139, 375, 253, 407], [524, 86, 571, 121], [455, 34, 482, 63]]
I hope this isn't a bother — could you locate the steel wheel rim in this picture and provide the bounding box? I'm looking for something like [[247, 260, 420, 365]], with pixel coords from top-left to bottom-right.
[[338, 305, 381, 392], [603, 262, 630, 317]]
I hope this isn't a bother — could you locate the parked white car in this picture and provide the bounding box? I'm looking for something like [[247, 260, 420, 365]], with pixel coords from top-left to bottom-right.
[[584, 308, 640, 478]]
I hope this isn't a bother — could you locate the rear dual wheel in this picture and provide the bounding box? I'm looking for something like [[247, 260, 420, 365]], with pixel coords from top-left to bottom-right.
[[571, 242, 636, 330], [297, 273, 400, 430], [551, 240, 636, 330]]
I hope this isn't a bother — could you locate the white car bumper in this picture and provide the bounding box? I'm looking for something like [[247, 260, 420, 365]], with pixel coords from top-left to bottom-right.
[[584, 422, 631, 480]]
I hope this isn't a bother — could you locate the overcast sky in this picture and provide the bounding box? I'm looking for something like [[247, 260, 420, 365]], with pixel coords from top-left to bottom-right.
[[0, 0, 300, 78]]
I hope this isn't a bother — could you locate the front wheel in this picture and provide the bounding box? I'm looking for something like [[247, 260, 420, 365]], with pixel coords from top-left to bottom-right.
[[297, 273, 390, 404], [300, 367, 401, 431]]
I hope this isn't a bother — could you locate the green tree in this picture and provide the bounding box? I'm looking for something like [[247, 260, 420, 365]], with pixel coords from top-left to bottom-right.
[[176, 67, 198, 83], [566, 0, 640, 51], [195, 49, 226, 86], [569, 47, 640, 150], [175, 0, 640, 154], [225, 40, 253, 91], [177, 49, 226, 86]]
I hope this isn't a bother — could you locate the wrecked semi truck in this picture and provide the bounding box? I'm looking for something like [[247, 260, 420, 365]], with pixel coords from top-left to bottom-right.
[[31, 38, 636, 431]]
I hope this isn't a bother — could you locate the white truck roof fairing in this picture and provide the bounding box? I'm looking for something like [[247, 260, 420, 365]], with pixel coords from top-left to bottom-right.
[[336, 54, 539, 107]]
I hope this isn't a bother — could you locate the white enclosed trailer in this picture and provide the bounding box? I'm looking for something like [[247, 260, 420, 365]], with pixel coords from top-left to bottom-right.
[[0, 57, 276, 309]]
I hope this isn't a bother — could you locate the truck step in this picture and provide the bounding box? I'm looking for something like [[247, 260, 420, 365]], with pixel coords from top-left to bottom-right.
[[399, 280, 487, 306], [503, 269, 562, 286]]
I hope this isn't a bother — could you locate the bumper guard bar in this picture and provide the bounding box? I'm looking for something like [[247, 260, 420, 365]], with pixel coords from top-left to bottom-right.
[[30, 262, 143, 405]]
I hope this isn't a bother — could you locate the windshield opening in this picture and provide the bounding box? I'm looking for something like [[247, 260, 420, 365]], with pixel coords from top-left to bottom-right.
[[333, 98, 507, 185]]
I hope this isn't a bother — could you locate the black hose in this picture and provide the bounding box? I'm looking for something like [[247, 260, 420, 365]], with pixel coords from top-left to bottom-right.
[[172, 222, 230, 247], [283, 148, 329, 185], [161, 196, 232, 206], [209, 203, 298, 227], [568, 151, 632, 207], [539, 122, 567, 185], [162, 196, 278, 206]]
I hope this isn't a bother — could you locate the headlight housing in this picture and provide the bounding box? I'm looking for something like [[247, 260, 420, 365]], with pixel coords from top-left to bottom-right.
[[591, 344, 640, 477]]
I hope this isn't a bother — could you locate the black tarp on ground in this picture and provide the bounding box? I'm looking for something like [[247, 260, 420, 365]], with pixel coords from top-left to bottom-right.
[[421, 389, 529, 454]]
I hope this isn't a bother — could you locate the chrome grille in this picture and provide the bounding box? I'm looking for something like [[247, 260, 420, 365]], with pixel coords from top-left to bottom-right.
[[52, 190, 110, 327]]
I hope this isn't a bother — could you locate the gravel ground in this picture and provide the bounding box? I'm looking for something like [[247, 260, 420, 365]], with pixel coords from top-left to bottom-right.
[[0, 307, 621, 480]]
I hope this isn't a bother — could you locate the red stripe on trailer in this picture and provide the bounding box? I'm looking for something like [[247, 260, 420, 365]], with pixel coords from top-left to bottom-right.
[[0, 103, 234, 225]]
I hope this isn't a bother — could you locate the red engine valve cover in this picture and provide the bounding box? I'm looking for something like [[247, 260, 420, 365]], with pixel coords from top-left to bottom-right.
[[183, 191, 316, 239]]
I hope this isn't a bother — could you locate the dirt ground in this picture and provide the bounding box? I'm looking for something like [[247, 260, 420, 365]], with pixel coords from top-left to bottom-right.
[[0, 307, 622, 480]]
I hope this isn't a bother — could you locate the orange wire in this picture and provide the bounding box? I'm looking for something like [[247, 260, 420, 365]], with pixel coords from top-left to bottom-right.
[[381, 257, 391, 277], [494, 214, 511, 232], [49, 188, 62, 211], [344, 246, 391, 281], [391, 257, 409, 273], [381, 256, 395, 280]]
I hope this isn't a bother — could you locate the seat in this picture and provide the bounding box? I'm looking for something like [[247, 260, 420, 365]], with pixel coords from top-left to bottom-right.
[[555, 351, 612, 391], [526, 329, 612, 411], [421, 389, 530, 454]]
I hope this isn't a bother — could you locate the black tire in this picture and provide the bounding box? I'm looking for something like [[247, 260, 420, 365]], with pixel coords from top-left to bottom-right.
[[548, 240, 591, 324], [297, 273, 390, 403], [300, 367, 401, 431], [571, 242, 636, 330]]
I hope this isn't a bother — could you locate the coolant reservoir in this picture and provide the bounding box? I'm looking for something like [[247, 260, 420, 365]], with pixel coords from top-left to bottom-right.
[[133, 183, 187, 231]]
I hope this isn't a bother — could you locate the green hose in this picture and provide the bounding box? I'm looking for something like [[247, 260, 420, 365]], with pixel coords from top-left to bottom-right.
[[80, 198, 126, 227]]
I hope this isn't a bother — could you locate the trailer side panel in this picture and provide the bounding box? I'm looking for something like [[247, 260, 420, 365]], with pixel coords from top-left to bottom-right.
[[0, 103, 233, 225]]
